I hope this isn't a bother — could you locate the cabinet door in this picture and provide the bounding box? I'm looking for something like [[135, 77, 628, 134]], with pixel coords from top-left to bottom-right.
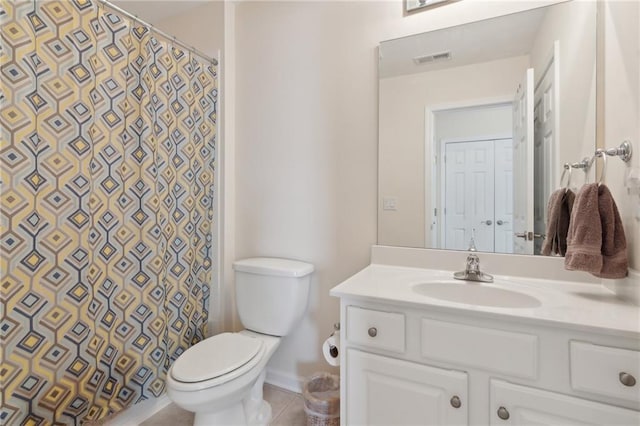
[[347, 349, 468, 426], [490, 379, 640, 425]]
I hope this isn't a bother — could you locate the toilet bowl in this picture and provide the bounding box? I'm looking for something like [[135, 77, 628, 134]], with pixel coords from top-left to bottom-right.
[[166, 331, 281, 426], [165, 257, 314, 426]]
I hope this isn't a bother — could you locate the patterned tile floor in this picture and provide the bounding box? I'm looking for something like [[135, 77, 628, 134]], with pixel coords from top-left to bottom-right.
[[139, 384, 306, 426]]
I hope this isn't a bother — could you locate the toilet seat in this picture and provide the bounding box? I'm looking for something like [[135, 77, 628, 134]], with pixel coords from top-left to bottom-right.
[[170, 333, 265, 390]]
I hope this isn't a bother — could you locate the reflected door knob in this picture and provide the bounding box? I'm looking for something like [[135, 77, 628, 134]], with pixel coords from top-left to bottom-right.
[[497, 406, 510, 420], [619, 372, 637, 387], [450, 395, 461, 408], [481, 220, 493, 225], [497, 220, 508, 226]]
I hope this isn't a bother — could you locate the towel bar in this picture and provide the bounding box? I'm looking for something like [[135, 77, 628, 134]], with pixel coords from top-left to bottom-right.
[[571, 141, 633, 172]]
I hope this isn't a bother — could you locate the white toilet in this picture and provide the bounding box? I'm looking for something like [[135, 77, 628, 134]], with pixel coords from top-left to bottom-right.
[[166, 257, 314, 426]]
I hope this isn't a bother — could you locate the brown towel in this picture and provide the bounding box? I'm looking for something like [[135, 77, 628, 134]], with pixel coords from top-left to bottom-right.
[[565, 183, 602, 274], [594, 184, 628, 279], [541, 189, 564, 256], [557, 190, 575, 256], [565, 183, 629, 278], [542, 189, 575, 256]]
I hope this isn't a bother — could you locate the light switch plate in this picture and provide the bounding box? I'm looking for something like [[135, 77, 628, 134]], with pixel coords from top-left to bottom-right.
[[383, 197, 397, 211]]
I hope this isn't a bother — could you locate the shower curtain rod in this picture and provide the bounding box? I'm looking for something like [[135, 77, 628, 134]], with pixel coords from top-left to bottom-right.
[[97, 0, 218, 65]]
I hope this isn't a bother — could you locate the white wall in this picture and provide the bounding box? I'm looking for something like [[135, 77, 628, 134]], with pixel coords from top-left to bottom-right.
[[153, 2, 224, 59], [233, 1, 377, 387], [379, 56, 528, 248], [435, 105, 513, 142], [601, 0, 640, 271]]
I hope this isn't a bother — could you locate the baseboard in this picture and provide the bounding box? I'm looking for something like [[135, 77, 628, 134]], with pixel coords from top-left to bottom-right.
[[104, 394, 171, 426], [265, 368, 303, 394]]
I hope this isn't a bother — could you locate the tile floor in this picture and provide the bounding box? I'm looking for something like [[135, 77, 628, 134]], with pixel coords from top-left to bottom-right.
[[140, 384, 306, 426]]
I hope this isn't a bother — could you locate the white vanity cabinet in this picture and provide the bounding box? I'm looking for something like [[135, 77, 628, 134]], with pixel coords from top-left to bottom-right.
[[347, 349, 468, 425], [345, 305, 467, 424], [337, 301, 640, 426]]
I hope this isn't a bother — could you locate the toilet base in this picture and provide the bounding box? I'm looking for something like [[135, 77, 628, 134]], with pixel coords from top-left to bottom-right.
[[192, 370, 272, 426], [194, 403, 246, 426], [193, 400, 272, 426], [249, 400, 272, 426]]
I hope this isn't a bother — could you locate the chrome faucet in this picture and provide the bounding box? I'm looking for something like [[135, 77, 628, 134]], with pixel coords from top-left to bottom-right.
[[453, 232, 493, 283]]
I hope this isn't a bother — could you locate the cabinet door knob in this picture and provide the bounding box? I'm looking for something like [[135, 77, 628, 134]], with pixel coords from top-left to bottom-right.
[[497, 406, 510, 420], [368, 327, 377, 337], [450, 395, 461, 408], [619, 372, 637, 387]]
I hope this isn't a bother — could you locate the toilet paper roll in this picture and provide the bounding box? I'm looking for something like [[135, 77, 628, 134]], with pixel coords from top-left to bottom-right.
[[322, 334, 340, 366]]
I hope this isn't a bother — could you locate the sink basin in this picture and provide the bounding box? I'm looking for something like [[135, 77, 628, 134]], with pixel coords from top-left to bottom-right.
[[412, 281, 541, 308]]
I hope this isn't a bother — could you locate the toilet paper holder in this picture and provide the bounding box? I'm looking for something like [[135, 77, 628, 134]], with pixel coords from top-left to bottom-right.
[[328, 323, 340, 358]]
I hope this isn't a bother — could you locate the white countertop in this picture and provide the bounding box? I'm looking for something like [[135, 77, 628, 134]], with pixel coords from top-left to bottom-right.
[[330, 264, 640, 339]]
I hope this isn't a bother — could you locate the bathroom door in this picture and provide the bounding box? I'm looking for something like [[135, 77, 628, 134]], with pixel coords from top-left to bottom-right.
[[512, 68, 535, 255]]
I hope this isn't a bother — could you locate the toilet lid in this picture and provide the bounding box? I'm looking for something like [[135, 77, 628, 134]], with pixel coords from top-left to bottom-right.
[[171, 333, 263, 383]]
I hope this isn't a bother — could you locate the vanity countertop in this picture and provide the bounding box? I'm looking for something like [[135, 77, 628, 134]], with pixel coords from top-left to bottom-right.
[[330, 264, 640, 339]]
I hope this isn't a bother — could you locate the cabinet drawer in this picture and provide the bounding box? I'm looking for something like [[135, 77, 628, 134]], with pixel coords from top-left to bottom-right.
[[346, 306, 405, 353], [421, 318, 537, 379], [570, 341, 640, 404]]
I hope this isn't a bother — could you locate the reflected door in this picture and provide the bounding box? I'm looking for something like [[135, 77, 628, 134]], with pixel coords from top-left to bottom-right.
[[494, 139, 514, 253], [533, 43, 559, 254], [513, 68, 535, 254], [444, 140, 495, 251], [442, 139, 512, 252]]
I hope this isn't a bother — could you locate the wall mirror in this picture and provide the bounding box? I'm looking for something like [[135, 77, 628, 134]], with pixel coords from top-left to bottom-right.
[[378, 0, 596, 255]]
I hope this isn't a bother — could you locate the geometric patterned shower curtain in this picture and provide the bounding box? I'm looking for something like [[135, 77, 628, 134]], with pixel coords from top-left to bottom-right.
[[0, 0, 216, 423]]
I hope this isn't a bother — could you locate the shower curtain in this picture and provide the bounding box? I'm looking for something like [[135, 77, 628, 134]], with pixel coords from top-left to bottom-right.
[[0, 0, 217, 423]]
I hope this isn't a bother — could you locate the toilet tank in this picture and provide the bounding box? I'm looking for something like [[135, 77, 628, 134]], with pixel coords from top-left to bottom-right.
[[233, 257, 314, 336]]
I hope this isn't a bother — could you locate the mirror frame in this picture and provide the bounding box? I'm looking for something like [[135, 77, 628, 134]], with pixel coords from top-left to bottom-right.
[[378, 0, 599, 256], [405, 0, 456, 14]]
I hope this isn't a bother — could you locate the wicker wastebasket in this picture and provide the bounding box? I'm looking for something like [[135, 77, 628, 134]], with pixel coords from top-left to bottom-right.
[[302, 373, 340, 426]]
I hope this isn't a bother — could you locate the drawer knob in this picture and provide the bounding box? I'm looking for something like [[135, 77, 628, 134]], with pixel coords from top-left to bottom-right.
[[368, 327, 377, 337], [450, 395, 461, 408], [619, 372, 637, 387], [497, 406, 510, 420]]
